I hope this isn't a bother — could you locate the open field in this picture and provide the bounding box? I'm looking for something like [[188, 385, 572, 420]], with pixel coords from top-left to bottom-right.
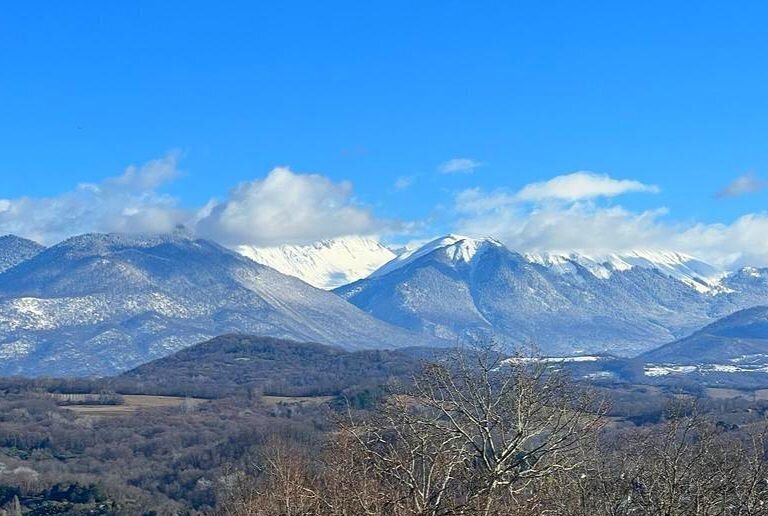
[[60, 394, 336, 417], [61, 394, 206, 416]]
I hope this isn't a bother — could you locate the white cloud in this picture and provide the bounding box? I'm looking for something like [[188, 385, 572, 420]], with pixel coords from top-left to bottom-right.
[[0, 153, 186, 244], [716, 172, 766, 198], [456, 196, 665, 255], [515, 171, 659, 202], [438, 158, 483, 174], [455, 188, 515, 214], [8, 158, 768, 270], [0, 156, 393, 248], [454, 172, 768, 269], [394, 176, 414, 190], [195, 167, 389, 246]]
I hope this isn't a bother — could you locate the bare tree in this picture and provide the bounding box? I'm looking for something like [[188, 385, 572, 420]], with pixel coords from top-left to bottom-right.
[[218, 436, 323, 516], [217, 348, 768, 516], [341, 345, 606, 515], [548, 401, 768, 516]]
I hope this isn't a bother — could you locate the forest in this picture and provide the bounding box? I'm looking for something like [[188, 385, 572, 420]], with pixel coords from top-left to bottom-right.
[[0, 337, 767, 515]]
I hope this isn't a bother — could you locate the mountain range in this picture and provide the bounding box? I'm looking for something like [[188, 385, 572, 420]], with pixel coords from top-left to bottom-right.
[[2, 231, 768, 377], [336, 235, 768, 355], [0, 233, 425, 376]]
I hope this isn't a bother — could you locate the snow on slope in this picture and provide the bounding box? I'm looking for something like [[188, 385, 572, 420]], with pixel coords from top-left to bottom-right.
[[371, 235, 723, 293], [338, 235, 727, 356], [338, 235, 768, 356], [371, 235, 503, 278], [237, 236, 396, 289], [526, 249, 724, 293], [0, 233, 426, 376]]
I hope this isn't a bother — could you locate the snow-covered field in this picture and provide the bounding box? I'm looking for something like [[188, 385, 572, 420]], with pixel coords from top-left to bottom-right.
[[644, 363, 768, 376]]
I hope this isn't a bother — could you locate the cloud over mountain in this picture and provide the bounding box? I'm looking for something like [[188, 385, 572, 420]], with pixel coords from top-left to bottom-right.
[[195, 167, 387, 246], [455, 172, 768, 269], [0, 153, 186, 244], [0, 156, 394, 248], [5, 157, 768, 270], [515, 171, 659, 202]]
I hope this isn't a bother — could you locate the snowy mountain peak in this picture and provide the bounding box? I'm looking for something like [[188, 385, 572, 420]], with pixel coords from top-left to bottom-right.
[[370, 235, 502, 278], [237, 235, 396, 289], [526, 249, 724, 293], [366, 236, 723, 293], [442, 235, 502, 264]]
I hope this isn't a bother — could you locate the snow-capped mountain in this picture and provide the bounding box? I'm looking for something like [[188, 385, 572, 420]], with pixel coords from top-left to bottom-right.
[[526, 249, 724, 293], [372, 236, 723, 293], [370, 235, 502, 278], [237, 236, 396, 289], [3, 230, 767, 376], [336, 235, 768, 355], [0, 235, 44, 274], [0, 233, 429, 377]]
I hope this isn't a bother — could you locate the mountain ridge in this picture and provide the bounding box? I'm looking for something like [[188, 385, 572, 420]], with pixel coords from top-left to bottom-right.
[[337, 235, 768, 356], [0, 232, 431, 377], [642, 305, 768, 364]]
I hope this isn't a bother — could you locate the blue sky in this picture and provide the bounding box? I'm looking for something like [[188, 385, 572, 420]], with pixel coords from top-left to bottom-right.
[[2, 2, 768, 266]]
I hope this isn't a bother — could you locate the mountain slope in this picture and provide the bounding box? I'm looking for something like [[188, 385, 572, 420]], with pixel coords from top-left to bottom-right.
[[237, 236, 396, 289], [0, 235, 44, 273], [642, 306, 768, 364], [526, 250, 723, 293], [336, 235, 768, 355], [0, 233, 430, 377]]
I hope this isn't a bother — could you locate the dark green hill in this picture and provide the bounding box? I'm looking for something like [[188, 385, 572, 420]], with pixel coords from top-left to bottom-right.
[[114, 334, 440, 398]]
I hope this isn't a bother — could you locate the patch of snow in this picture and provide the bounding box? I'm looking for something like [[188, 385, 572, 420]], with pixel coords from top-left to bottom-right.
[[504, 355, 601, 365], [645, 362, 768, 376], [0, 338, 36, 359], [584, 371, 616, 380], [644, 365, 698, 376]]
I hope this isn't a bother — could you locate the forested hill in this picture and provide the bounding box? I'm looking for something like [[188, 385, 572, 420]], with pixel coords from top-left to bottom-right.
[[114, 334, 441, 399]]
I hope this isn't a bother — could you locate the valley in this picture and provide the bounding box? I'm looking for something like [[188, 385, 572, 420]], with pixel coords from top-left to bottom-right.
[[0, 335, 767, 513]]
